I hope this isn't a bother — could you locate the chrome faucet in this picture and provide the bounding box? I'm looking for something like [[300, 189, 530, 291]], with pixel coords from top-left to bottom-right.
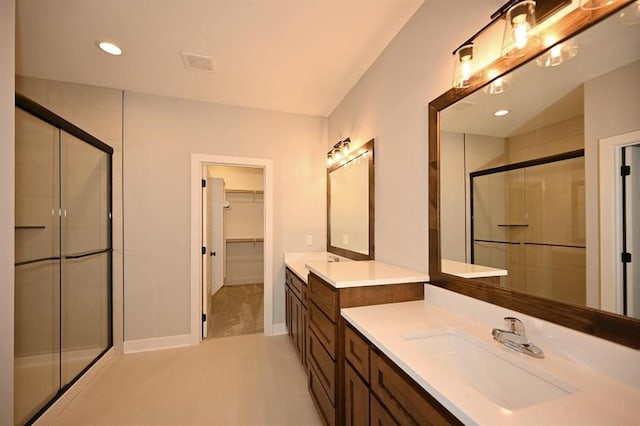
[[492, 317, 544, 358]]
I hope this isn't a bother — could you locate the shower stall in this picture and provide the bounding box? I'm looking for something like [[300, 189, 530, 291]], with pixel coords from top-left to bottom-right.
[[14, 95, 112, 425]]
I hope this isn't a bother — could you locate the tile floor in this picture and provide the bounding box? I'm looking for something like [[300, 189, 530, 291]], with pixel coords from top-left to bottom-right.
[[46, 334, 321, 425], [208, 284, 264, 338]]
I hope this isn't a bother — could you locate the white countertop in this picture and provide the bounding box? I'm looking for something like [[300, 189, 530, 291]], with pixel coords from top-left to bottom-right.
[[283, 252, 352, 283], [342, 300, 640, 425], [442, 259, 507, 278], [305, 260, 429, 288]]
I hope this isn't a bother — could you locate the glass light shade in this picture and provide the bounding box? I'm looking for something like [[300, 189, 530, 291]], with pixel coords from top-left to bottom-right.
[[333, 146, 342, 162], [501, 1, 541, 58], [580, 0, 617, 10], [483, 71, 513, 94], [536, 40, 578, 67], [452, 44, 474, 89], [327, 153, 334, 167], [342, 139, 350, 156], [619, 1, 640, 25]]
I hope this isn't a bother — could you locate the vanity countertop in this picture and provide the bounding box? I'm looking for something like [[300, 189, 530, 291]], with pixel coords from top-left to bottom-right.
[[442, 258, 507, 278], [284, 252, 351, 284], [305, 260, 429, 288], [342, 300, 640, 425]]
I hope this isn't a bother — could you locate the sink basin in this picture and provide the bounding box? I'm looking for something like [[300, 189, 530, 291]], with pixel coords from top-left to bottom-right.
[[403, 328, 577, 410]]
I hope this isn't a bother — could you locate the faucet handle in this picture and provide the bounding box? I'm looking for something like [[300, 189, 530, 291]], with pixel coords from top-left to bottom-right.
[[504, 317, 526, 338]]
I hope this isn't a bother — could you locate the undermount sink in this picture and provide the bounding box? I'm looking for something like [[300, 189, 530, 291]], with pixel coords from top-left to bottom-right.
[[403, 328, 577, 410]]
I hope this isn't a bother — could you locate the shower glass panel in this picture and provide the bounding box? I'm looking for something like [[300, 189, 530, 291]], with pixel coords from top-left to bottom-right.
[[14, 96, 113, 425], [471, 154, 585, 303], [60, 131, 111, 385], [14, 109, 61, 426]]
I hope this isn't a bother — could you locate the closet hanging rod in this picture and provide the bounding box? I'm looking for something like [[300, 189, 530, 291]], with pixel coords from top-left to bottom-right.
[[225, 189, 264, 195], [226, 237, 264, 243]]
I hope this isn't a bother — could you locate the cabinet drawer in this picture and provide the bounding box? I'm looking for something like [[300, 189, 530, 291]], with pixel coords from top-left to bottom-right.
[[308, 273, 338, 322], [344, 362, 370, 426], [370, 350, 461, 426], [345, 324, 370, 384], [370, 394, 398, 426], [287, 268, 304, 300], [309, 363, 336, 426], [308, 328, 336, 404], [308, 301, 337, 357]]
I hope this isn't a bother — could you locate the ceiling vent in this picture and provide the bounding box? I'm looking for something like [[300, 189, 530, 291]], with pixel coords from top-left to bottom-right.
[[180, 52, 216, 73]]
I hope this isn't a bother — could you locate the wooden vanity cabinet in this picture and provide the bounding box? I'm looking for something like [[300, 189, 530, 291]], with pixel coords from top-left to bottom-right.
[[306, 272, 424, 426], [343, 323, 463, 426], [285, 268, 308, 367]]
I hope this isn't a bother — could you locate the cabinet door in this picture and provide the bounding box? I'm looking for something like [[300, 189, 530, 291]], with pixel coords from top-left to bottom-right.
[[292, 293, 301, 354], [370, 395, 398, 426], [285, 285, 292, 339], [344, 362, 369, 426]]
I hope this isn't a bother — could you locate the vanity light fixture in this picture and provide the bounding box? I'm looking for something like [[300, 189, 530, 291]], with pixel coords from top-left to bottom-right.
[[494, 109, 511, 116], [580, 0, 618, 9], [96, 40, 123, 56], [501, 0, 541, 58], [483, 70, 513, 94], [452, 44, 475, 89], [327, 138, 354, 168], [449, 0, 571, 89], [536, 38, 578, 67]]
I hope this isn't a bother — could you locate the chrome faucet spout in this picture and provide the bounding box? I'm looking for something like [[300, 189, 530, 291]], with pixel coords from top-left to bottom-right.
[[492, 317, 544, 358]]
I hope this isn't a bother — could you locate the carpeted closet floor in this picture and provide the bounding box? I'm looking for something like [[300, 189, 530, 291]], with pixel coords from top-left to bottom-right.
[[207, 283, 264, 338]]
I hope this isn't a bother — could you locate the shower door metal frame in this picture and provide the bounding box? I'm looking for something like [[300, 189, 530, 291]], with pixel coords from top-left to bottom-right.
[[469, 149, 585, 264], [15, 93, 113, 424]]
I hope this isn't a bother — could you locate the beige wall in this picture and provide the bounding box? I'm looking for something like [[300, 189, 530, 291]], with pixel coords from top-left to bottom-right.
[[327, 0, 499, 271], [123, 92, 326, 340], [584, 60, 640, 308], [1, 0, 15, 422]]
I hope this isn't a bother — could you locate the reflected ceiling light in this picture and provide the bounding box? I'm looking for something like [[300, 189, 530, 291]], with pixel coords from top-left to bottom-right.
[[452, 43, 475, 89], [536, 37, 578, 67], [483, 70, 513, 94], [619, 0, 640, 25], [580, 0, 618, 10], [502, 1, 541, 58], [96, 41, 123, 56], [494, 109, 511, 116]]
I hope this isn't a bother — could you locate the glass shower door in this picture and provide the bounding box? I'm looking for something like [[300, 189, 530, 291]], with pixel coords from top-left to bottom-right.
[[60, 131, 111, 385], [14, 109, 61, 425]]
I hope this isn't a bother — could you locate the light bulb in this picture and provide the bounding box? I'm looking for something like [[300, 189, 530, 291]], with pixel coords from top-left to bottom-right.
[[327, 153, 334, 167], [512, 15, 531, 49], [342, 140, 350, 156], [483, 70, 512, 95], [333, 147, 342, 162], [452, 44, 474, 88]]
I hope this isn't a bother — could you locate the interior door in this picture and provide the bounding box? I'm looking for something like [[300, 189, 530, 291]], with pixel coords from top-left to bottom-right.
[[210, 178, 225, 296], [623, 145, 640, 319], [201, 172, 209, 338]]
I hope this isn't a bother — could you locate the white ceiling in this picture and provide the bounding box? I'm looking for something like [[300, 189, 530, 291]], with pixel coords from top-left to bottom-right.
[[15, 0, 424, 117]]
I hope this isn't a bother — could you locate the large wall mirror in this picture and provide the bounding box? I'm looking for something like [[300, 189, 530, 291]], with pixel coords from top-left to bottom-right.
[[327, 139, 374, 260], [429, 1, 640, 348]]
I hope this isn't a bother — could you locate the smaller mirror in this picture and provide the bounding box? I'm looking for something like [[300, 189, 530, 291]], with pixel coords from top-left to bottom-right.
[[327, 139, 374, 260]]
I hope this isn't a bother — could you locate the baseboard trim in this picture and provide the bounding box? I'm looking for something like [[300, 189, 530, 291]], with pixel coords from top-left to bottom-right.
[[34, 348, 115, 425], [123, 334, 191, 354], [271, 322, 287, 336], [223, 277, 264, 286]]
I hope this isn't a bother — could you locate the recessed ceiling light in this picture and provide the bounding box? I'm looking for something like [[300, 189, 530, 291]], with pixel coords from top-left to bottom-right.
[[96, 41, 122, 56], [494, 109, 510, 117]]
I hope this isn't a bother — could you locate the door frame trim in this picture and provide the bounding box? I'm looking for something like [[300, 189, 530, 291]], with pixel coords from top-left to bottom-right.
[[599, 130, 640, 314], [190, 153, 273, 344]]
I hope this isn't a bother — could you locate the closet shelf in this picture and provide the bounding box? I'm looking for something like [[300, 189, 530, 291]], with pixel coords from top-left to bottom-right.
[[226, 189, 264, 195], [226, 237, 264, 243]]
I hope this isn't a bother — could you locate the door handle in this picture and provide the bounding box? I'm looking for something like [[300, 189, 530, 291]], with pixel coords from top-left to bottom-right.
[[210, 251, 216, 256]]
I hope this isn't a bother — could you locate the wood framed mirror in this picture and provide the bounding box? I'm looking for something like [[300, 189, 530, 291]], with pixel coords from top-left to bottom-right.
[[327, 138, 375, 260], [428, 1, 640, 348]]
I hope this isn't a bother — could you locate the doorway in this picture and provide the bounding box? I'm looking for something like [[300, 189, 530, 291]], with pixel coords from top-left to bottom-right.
[[202, 166, 265, 338], [190, 154, 274, 345]]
